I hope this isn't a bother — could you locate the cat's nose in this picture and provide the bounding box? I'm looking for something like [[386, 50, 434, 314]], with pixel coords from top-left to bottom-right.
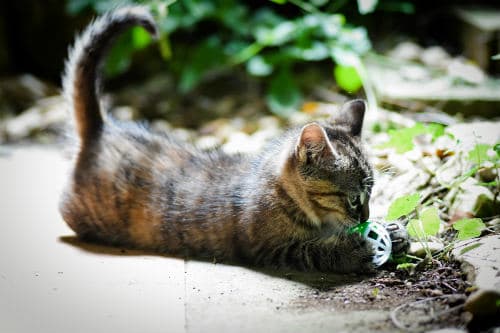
[[360, 201, 369, 222]]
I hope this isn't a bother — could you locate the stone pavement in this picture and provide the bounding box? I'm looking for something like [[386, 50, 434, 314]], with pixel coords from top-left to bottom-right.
[[0, 146, 471, 333], [453, 235, 500, 318], [0, 146, 395, 333]]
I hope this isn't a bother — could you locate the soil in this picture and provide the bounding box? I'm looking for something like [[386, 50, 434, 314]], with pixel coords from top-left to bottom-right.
[[290, 260, 471, 332]]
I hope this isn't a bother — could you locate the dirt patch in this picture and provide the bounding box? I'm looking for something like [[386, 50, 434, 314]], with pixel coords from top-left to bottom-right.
[[291, 260, 471, 331]]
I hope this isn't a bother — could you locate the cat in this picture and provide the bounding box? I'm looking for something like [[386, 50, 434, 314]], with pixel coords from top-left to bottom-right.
[[59, 6, 404, 273]]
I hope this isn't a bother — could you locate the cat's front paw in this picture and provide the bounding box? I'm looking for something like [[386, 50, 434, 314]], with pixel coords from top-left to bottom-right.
[[384, 221, 410, 258], [345, 236, 377, 274]]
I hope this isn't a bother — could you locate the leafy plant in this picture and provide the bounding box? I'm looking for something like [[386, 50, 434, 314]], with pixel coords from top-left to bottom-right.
[[377, 122, 498, 273], [378, 123, 446, 153], [453, 218, 486, 240], [386, 193, 420, 221], [66, 0, 375, 116], [407, 207, 440, 240]]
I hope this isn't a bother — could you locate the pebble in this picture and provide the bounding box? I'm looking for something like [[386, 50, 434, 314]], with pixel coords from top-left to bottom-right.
[[453, 235, 500, 319], [420, 46, 452, 68], [2, 96, 66, 142], [449, 177, 495, 218], [389, 41, 423, 61], [196, 135, 221, 150], [447, 58, 486, 85], [151, 120, 172, 134], [222, 132, 255, 154], [112, 106, 135, 121], [409, 241, 444, 257]]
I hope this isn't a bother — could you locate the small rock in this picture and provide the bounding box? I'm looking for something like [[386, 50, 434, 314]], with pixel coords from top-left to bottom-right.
[[486, 218, 500, 232], [151, 120, 172, 134], [257, 116, 280, 131], [446, 121, 500, 153], [478, 166, 497, 183], [389, 41, 423, 61], [171, 128, 194, 142], [400, 65, 430, 81], [0, 74, 58, 114], [112, 106, 135, 121], [420, 46, 452, 68], [287, 112, 311, 126], [449, 177, 496, 218], [251, 128, 281, 149], [447, 58, 486, 85], [2, 95, 66, 142], [409, 241, 444, 257], [195, 135, 221, 150], [452, 235, 500, 319], [418, 155, 442, 175], [436, 155, 465, 186], [222, 132, 255, 154]]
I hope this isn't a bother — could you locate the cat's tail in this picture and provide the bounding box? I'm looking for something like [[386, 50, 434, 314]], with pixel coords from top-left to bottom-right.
[[62, 7, 158, 144]]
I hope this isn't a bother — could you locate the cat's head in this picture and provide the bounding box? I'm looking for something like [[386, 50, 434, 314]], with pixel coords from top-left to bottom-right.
[[282, 100, 373, 230]]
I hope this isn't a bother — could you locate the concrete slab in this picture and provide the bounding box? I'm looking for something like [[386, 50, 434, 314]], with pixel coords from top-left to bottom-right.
[[184, 261, 390, 333], [0, 147, 185, 333], [452, 235, 500, 317], [0, 146, 402, 333]]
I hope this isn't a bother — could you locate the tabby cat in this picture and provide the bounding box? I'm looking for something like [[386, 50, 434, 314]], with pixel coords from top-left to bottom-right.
[[60, 7, 392, 273]]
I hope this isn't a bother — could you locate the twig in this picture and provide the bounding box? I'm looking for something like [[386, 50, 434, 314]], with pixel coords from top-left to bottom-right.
[[441, 281, 457, 293]]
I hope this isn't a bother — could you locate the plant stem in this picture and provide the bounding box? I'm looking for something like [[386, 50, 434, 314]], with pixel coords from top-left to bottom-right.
[[230, 42, 264, 65]]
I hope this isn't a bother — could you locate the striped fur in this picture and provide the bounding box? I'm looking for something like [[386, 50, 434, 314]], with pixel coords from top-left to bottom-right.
[[60, 7, 377, 273]]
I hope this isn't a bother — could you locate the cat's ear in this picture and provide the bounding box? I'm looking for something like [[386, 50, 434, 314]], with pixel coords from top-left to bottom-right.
[[295, 123, 333, 163], [329, 99, 366, 137]]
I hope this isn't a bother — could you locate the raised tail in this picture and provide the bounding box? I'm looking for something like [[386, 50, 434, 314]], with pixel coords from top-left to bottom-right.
[[62, 7, 158, 144]]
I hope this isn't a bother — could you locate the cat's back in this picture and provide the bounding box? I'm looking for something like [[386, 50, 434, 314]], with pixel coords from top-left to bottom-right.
[[60, 120, 248, 250]]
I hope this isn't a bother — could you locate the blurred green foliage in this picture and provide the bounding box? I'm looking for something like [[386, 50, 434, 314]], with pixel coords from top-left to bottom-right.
[[66, 0, 412, 116]]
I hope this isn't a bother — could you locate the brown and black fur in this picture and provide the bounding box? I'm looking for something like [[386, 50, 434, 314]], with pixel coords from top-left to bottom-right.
[[60, 7, 379, 273]]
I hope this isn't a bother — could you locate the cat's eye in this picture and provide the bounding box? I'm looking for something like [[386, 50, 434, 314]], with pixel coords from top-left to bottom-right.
[[347, 194, 360, 210], [348, 192, 365, 210]]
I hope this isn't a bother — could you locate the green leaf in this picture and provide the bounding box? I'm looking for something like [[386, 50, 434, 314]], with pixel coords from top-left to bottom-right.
[[102, 26, 152, 77], [407, 208, 441, 239], [255, 21, 296, 46], [378, 123, 427, 153], [266, 68, 302, 117], [467, 144, 494, 165], [286, 42, 329, 61], [396, 262, 416, 272], [318, 14, 344, 37], [459, 243, 482, 255], [427, 123, 445, 141], [386, 193, 420, 221], [104, 30, 134, 76], [334, 65, 363, 93], [179, 37, 225, 92], [419, 207, 441, 237], [131, 26, 152, 49], [357, 0, 378, 14], [330, 47, 360, 67], [453, 218, 486, 240], [66, 0, 95, 14], [310, 0, 329, 5], [407, 219, 423, 238], [270, 0, 287, 3], [246, 56, 273, 76]]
